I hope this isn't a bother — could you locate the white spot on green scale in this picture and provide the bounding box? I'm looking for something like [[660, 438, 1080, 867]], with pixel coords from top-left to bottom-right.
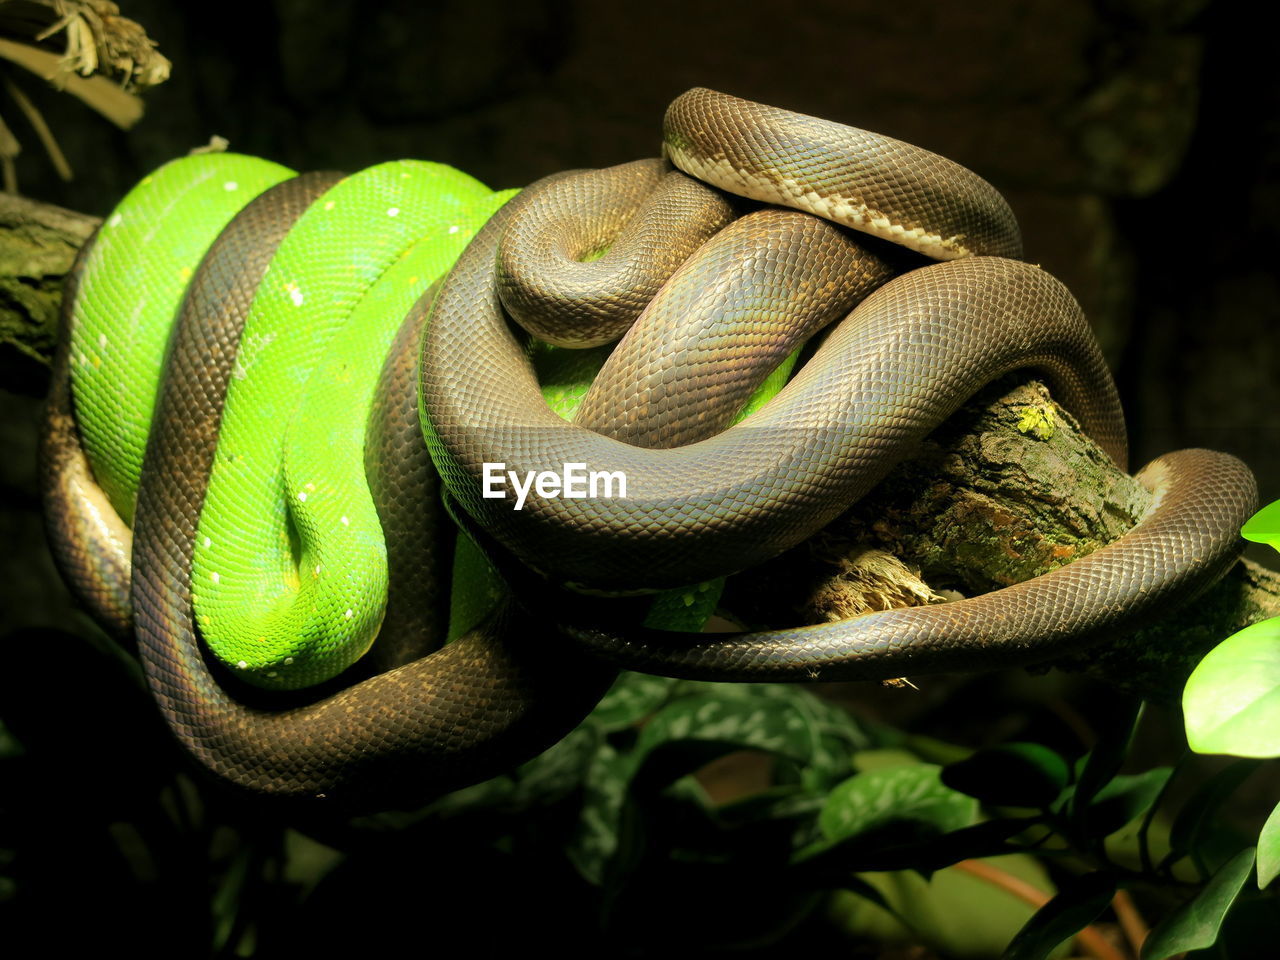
[[223, 181, 238, 191], [387, 206, 400, 217], [289, 286, 305, 307], [107, 213, 123, 228], [203, 536, 211, 547], [340, 516, 349, 526], [447, 225, 460, 234], [297, 491, 307, 502], [211, 571, 220, 584], [314, 564, 322, 575], [344, 609, 353, 620], [285, 657, 295, 665], [324, 200, 335, 211], [237, 660, 248, 669], [98, 333, 107, 348]]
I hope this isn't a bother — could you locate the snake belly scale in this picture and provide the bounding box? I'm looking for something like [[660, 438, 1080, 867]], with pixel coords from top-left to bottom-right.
[[43, 87, 1257, 806]]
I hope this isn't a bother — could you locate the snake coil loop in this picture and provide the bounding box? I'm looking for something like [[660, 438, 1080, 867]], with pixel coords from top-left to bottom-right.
[[42, 88, 1256, 808]]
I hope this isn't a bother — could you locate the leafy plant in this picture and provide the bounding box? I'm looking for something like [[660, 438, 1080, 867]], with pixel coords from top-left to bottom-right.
[[1180, 498, 1280, 908], [4, 515, 1278, 956], [4, 617, 1278, 954]]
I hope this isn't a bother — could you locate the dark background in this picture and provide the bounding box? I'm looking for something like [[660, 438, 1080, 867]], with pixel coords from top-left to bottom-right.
[[1, 0, 1277, 954], [25, 0, 1280, 475], [5, 2, 1278, 635]]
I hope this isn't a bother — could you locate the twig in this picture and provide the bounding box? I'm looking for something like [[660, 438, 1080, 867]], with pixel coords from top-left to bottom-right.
[[0, 35, 143, 128], [1111, 888, 1150, 957], [3, 70, 70, 179], [954, 858, 1128, 960], [0, 106, 17, 191]]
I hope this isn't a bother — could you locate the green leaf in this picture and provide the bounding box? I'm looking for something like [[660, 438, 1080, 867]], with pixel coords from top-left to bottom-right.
[[901, 733, 975, 766], [803, 732, 862, 791], [1258, 799, 1280, 888], [669, 679, 818, 704], [282, 830, 344, 895], [796, 815, 1033, 877], [839, 875, 903, 921], [831, 854, 1061, 960], [1183, 617, 1280, 757], [419, 772, 516, 819], [717, 786, 826, 829], [587, 671, 677, 731], [795, 688, 874, 752], [1167, 759, 1260, 864], [1140, 846, 1256, 959], [1082, 767, 1173, 838], [1241, 499, 1280, 552], [0, 718, 23, 758], [909, 818, 1039, 871], [942, 742, 1070, 808], [848, 817, 1038, 874], [643, 578, 725, 632], [623, 691, 842, 801], [510, 724, 601, 806], [791, 688, 873, 786], [1071, 699, 1143, 820], [635, 693, 820, 769], [853, 748, 930, 772], [1003, 872, 1116, 960], [819, 764, 978, 845], [634, 681, 869, 791], [565, 742, 633, 886], [211, 845, 254, 953], [429, 724, 605, 816]]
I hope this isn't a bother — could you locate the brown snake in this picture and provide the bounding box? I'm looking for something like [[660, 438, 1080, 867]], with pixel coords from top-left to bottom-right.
[[44, 175, 614, 809], [424, 88, 1256, 672], [42, 87, 1257, 807]]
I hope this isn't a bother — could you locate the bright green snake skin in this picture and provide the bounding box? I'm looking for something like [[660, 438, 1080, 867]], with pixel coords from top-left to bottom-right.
[[71, 153, 513, 689], [70, 154, 294, 525]]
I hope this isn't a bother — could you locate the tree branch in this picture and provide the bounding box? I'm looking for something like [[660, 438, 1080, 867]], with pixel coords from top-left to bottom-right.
[[2, 191, 1269, 701], [0, 189, 96, 391], [725, 377, 1274, 701]]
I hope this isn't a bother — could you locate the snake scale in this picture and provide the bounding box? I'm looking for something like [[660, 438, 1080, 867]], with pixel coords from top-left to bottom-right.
[[41, 88, 1257, 808]]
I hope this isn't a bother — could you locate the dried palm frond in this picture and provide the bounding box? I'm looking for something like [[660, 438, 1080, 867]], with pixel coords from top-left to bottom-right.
[[0, 1, 169, 188]]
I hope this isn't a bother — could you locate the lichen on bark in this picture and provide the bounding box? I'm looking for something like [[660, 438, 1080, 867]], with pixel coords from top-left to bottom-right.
[[3, 192, 1274, 703], [723, 377, 1276, 701]]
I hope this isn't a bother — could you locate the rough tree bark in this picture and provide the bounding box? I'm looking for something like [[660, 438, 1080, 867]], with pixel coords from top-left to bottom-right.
[[1, 193, 1274, 703], [0, 190, 96, 391], [725, 376, 1279, 701]]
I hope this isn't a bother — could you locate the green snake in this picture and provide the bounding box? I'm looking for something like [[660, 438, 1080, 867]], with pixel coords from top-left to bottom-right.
[[42, 88, 1257, 808]]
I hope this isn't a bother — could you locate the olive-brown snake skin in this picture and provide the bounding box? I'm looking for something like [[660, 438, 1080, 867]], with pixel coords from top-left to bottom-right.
[[44, 175, 615, 808], [43, 87, 1257, 806], [423, 87, 1256, 670]]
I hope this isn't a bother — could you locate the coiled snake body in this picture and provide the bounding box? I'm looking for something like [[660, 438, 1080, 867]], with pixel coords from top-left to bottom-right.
[[42, 88, 1257, 808]]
